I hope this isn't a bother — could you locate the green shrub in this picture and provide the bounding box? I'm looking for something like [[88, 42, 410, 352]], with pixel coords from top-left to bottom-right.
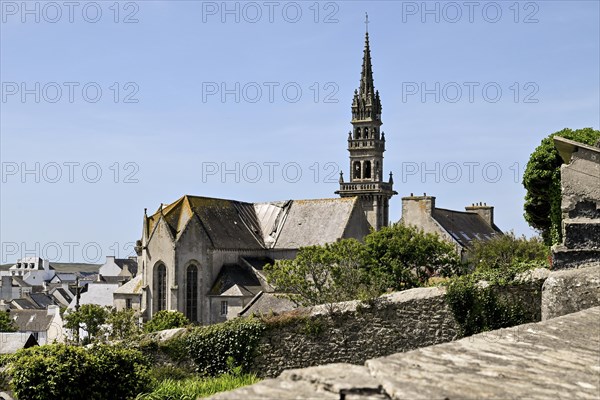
[[9, 344, 152, 400], [144, 311, 190, 333], [185, 318, 265, 376], [445, 262, 544, 336]]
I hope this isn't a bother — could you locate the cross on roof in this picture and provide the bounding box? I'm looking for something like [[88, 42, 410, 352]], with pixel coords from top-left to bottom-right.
[[365, 12, 369, 33]]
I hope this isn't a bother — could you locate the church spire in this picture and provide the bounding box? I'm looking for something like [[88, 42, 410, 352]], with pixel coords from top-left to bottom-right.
[[353, 13, 381, 123], [336, 14, 396, 231], [359, 14, 375, 99]]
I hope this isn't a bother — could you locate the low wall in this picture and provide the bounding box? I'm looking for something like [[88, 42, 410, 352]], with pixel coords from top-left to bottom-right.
[[251, 271, 547, 378], [145, 267, 600, 379], [251, 287, 460, 378]]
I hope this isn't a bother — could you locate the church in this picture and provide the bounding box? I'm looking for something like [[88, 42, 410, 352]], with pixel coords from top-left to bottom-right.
[[128, 24, 503, 324], [132, 27, 397, 324]]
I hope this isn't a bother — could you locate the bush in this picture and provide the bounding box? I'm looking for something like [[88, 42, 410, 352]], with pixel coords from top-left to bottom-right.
[[445, 262, 544, 336], [469, 231, 550, 271], [365, 223, 463, 289], [186, 318, 265, 376], [9, 344, 152, 400], [144, 311, 190, 333]]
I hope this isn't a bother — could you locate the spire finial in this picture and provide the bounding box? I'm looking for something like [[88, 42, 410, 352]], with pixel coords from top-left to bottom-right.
[[365, 12, 369, 33]]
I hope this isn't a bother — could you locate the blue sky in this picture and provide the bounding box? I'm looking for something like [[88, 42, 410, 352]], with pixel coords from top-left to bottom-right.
[[1, 1, 599, 263]]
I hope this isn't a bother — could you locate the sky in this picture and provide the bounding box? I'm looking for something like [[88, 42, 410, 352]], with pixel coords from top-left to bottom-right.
[[1, 0, 599, 263]]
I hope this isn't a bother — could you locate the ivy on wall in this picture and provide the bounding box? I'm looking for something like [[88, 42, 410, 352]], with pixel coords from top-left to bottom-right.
[[445, 262, 546, 336], [185, 318, 265, 376]]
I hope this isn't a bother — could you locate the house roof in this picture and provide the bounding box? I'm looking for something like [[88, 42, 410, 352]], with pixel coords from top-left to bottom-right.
[[11, 298, 38, 310], [432, 208, 501, 247], [114, 275, 143, 295], [29, 293, 56, 308], [208, 264, 264, 297], [10, 310, 54, 332], [146, 196, 367, 250], [54, 273, 77, 282], [0, 332, 38, 354], [115, 258, 138, 276]]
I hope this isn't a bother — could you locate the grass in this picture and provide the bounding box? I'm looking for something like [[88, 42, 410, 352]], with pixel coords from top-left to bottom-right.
[[135, 373, 261, 400]]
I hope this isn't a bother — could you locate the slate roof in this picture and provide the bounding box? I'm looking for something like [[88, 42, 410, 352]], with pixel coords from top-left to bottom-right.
[[147, 195, 366, 250], [115, 258, 138, 276], [148, 196, 264, 250], [238, 292, 296, 317], [0, 333, 38, 354], [208, 264, 264, 297], [114, 275, 143, 295], [10, 310, 54, 332], [432, 208, 501, 248], [54, 273, 77, 282], [273, 198, 360, 249], [240, 257, 274, 271], [11, 298, 38, 310], [29, 293, 56, 308]]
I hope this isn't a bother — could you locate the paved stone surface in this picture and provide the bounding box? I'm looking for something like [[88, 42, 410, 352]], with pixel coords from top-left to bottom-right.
[[210, 307, 600, 399], [542, 265, 600, 320]]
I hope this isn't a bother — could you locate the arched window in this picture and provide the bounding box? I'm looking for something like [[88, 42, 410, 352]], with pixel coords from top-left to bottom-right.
[[353, 161, 361, 179], [364, 161, 371, 179], [364, 127, 369, 138], [355, 127, 361, 139], [375, 161, 380, 180], [185, 264, 198, 322], [154, 264, 167, 312]]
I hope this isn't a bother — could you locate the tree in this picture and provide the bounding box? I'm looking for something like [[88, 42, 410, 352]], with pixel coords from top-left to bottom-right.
[[104, 307, 141, 342], [64, 304, 108, 343], [265, 239, 384, 309], [364, 223, 462, 290], [0, 311, 17, 332], [143, 310, 189, 333], [469, 231, 550, 271], [523, 127, 600, 245]]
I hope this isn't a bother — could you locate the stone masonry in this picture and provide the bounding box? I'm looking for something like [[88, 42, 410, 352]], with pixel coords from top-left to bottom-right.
[[210, 307, 600, 400], [552, 136, 600, 269]]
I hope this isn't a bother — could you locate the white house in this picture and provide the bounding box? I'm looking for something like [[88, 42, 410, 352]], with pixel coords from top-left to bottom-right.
[[9, 257, 55, 286]]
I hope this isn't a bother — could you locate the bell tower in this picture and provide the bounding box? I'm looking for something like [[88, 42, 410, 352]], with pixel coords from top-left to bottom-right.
[[335, 14, 396, 230]]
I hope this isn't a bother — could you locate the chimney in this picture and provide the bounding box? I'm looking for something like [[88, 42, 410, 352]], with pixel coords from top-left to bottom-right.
[[465, 202, 494, 227], [401, 193, 436, 225]]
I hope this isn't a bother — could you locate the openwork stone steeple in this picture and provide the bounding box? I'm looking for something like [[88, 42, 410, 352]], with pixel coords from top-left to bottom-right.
[[336, 14, 396, 231]]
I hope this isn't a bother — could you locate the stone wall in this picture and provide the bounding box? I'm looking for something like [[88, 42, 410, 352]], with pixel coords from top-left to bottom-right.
[[250, 276, 546, 378], [251, 287, 459, 378], [210, 307, 600, 400], [144, 267, 600, 379], [541, 265, 600, 320]]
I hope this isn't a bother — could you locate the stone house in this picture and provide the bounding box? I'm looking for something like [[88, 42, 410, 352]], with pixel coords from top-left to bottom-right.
[[113, 275, 143, 311], [400, 194, 503, 260]]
